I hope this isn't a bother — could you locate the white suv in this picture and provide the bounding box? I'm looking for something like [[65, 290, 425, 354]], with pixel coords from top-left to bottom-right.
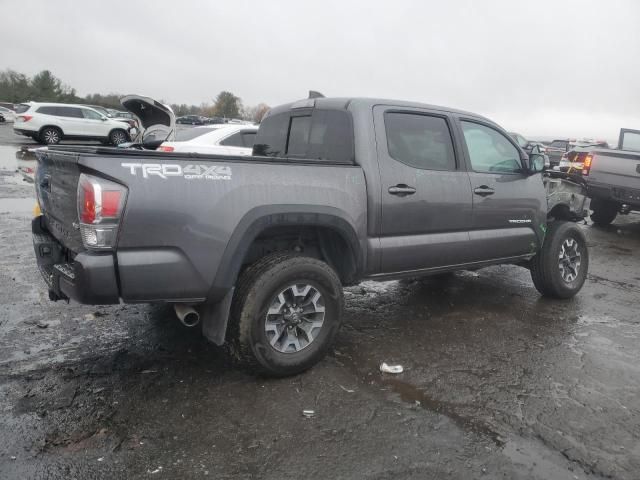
[[14, 102, 132, 145]]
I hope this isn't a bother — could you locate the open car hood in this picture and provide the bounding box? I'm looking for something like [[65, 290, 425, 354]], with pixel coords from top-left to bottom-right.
[[120, 95, 175, 142]]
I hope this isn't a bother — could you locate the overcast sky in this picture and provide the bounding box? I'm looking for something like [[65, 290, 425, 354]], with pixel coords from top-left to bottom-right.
[[2, 0, 639, 139]]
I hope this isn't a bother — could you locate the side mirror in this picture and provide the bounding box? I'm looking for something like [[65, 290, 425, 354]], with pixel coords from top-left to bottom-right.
[[101, 116, 108, 121], [528, 153, 546, 174]]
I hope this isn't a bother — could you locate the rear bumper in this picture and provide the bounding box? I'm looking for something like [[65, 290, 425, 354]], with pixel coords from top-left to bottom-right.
[[32, 217, 120, 304], [14, 128, 36, 137], [587, 181, 640, 208]]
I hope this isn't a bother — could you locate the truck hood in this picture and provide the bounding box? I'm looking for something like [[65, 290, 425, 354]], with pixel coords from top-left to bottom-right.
[[120, 95, 175, 142]]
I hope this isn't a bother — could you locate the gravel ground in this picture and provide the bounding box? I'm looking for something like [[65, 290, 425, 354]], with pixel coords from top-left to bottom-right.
[[1, 123, 639, 479]]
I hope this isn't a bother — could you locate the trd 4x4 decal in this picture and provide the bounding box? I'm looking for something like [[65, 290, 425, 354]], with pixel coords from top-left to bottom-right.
[[121, 163, 231, 180]]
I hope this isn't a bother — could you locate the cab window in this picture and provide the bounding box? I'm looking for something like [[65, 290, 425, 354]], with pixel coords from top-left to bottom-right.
[[82, 108, 103, 120], [220, 132, 244, 147], [461, 121, 522, 174], [384, 112, 456, 170]]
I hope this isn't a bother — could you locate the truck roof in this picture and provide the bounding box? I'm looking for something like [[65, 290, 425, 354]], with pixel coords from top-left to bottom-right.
[[267, 97, 492, 123]]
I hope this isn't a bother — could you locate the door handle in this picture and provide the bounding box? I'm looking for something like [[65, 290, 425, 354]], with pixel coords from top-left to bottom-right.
[[473, 185, 495, 196], [388, 184, 416, 196]]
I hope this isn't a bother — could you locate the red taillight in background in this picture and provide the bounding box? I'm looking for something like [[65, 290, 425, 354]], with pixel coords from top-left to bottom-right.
[[158, 145, 174, 152], [582, 154, 594, 176]]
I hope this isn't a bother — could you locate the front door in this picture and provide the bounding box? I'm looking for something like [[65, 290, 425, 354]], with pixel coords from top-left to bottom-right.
[[80, 107, 108, 137], [374, 106, 474, 274], [458, 119, 545, 261]]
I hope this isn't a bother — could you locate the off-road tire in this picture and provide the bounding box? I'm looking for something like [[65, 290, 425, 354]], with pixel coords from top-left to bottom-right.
[[530, 221, 589, 299], [590, 198, 618, 226], [229, 252, 344, 376], [39, 126, 62, 145]]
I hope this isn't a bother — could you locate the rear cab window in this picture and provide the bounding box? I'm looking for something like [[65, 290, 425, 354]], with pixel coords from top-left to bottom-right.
[[253, 109, 354, 163], [384, 112, 456, 171]]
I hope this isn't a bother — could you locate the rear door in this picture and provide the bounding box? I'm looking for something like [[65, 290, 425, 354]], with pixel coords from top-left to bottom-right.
[[374, 106, 474, 273], [457, 119, 544, 261], [56, 107, 85, 136]]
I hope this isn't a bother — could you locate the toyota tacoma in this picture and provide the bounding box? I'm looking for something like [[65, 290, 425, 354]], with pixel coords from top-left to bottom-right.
[[32, 96, 590, 376]]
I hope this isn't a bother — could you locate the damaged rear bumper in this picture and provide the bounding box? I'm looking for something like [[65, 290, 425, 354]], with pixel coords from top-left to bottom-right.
[[32, 216, 120, 304]]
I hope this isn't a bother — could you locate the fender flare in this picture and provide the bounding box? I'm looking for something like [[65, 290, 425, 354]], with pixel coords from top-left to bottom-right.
[[208, 205, 364, 297]]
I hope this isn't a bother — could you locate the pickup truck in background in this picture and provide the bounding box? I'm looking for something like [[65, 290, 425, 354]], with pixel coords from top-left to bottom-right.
[[32, 96, 590, 376], [581, 128, 640, 225]]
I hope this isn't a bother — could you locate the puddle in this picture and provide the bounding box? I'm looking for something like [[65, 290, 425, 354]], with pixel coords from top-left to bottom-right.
[[0, 144, 19, 170], [381, 377, 504, 446], [502, 435, 590, 479], [0, 144, 38, 184], [0, 197, 35, 214]]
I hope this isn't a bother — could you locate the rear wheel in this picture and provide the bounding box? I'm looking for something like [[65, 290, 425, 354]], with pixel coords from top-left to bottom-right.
[[39, 127, 61, 145], [530, 221, 589, 299], [109, 129, 129, 146], [229, 252, 344, 376], [590, 198, 618, 226]]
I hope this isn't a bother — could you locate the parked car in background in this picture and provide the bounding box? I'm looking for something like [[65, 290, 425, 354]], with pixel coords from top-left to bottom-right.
[[508, 132, 546, 154], [14, 103, 30, 114], [544, 139, 571, 166], [158, 124, 257, 155], [107, 109, 135, 120], [119, 94, 176, 145], [84, 104, 137, 130], [13, 102, 132, 145], [206, 116, 226, 124], [579, 128, 640, 225], [177, 115, 207, 125], [0, 106, 16, 122]]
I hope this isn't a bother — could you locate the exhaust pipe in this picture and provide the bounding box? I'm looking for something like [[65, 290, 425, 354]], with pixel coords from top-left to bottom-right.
[[174, 304, 200, 327]]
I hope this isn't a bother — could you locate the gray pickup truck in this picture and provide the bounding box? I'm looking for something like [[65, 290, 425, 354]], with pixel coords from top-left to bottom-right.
[[581, 128, 640, 225], [32, 96, 590, 376]]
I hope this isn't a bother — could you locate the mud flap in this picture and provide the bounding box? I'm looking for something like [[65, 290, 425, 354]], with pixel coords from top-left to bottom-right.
[[200, 288, 235, 345]]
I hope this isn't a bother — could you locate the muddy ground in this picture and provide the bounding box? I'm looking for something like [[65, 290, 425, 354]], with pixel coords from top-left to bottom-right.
[[1, 123, 639, 479]]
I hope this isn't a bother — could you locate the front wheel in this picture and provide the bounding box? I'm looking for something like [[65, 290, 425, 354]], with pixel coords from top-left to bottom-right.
[[530, 221, 589, 299], [229, 252, 344, 376]]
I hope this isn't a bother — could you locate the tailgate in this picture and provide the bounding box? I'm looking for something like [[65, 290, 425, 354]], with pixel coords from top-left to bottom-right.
[[590, 151, 640, 190], [35, 150, 85, 253]]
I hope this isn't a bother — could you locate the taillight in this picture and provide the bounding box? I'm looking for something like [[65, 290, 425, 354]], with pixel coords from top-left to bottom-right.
[[158, 145, 174, 152], [17, 115, 32, 122], [77, 174, 127, 249], [582, 154, 594, 176]]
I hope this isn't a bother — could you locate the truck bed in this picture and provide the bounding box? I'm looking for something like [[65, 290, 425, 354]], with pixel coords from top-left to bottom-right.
[[587, 148, 640, 207], [35, 146, 367, 304]]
